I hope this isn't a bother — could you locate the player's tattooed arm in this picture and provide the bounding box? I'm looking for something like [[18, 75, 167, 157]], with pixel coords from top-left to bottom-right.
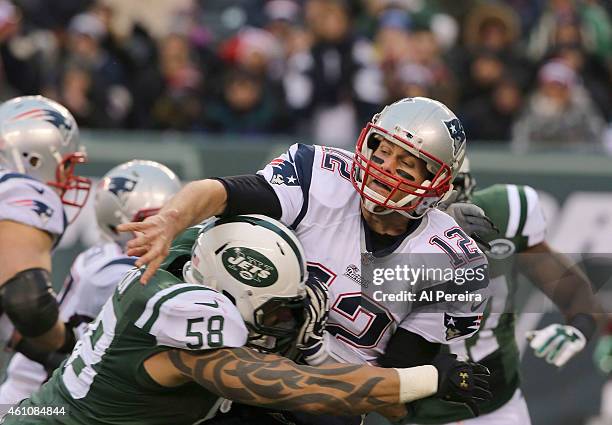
[[167, 347, 403, 415]]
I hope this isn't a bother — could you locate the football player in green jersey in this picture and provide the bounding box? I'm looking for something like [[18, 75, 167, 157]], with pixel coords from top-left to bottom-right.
[[3, 215, 491, 425], [401, 158, 601, 424]]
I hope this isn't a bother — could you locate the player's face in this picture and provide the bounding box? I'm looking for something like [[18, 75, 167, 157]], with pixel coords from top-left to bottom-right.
[[259, 300, 300, 330], [366, 139, 429, 203]]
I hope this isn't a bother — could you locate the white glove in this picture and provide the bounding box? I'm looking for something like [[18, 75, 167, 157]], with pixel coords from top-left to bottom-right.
[[526, 324, 586, 367], [296, 276, 330, 365]]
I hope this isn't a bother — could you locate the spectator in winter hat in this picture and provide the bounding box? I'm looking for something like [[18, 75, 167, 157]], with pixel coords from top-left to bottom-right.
[[512, 60, 605, 151]]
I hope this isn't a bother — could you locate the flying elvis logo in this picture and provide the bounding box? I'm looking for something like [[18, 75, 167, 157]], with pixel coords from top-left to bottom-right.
[[10, 108, 74, 143], [10, 199, 54, 224], [107, 177, 138, 197], [269, 157, 299, 186]]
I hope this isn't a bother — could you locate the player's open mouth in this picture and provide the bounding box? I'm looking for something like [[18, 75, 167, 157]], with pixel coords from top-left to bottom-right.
[[371, 179, 392, 193]]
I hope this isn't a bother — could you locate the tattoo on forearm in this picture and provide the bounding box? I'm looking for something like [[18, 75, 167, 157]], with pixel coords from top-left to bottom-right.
[[168, 347, 390, 414]]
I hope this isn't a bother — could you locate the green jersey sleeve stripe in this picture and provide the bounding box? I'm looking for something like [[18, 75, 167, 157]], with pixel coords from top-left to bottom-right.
[[136, 285, 213, 333], [505, 185, 521, 238], [516, 186, 529, 238]]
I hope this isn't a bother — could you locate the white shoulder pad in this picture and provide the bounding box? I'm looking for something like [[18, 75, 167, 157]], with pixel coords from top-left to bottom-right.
[[0, 171, 65, 239], [409, 209, 488, 268], [399, 209, 489, 343], [59, 243, 136, 322], [258, 144, 358, 228], [134, 284, 248, 350], [257, 143, 316, 227]]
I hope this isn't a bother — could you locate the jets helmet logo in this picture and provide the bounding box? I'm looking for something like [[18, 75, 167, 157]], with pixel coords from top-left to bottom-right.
[[107, 177, 138, 198], [269, 157, 299, 186], [221, 247, 279, 287], [10, 199, 54, 224], [444, 118, 466, 156]]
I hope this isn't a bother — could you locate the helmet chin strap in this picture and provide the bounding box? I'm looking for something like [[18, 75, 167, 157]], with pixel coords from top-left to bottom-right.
[[363, 198, 394, 215], [361, 181, 454, 220]]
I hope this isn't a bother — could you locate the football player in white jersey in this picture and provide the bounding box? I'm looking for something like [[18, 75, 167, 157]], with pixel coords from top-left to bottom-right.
[[119, 97, 492, 420], [0, 96, 91, 363], [0, 160, 181, 407]]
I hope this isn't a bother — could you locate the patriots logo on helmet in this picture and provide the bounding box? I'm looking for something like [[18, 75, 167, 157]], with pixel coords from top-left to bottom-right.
[[107, 177, 138, 197], [41, 109, 73, 133], [11, 108, 74, 143], [10, 199, 54, 224], [444, 118, 466, 156], [444, 313, 482, 341], [269, 157, 299, 186]]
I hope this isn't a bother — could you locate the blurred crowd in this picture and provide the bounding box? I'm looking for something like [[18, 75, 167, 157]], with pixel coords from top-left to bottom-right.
[[0, 0, 610, 151]]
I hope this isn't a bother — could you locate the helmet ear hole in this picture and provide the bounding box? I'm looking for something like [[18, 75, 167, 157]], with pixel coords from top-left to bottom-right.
[[28, 155, 41, 168]]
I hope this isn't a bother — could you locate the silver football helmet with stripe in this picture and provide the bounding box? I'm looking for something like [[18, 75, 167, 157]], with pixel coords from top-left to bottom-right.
[[184, 214, 307, 354], [95, 160, 181, 245], [0, 95, 91, 212], [352, 97, 466, 218]]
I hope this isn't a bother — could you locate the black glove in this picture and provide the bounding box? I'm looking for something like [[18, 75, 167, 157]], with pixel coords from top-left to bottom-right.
[[431, 353, 492, 417]]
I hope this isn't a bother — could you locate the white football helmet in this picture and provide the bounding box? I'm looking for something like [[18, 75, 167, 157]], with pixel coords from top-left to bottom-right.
[[352, 97, 466, 218], [95, 160, 181, 245], [184, 214, 307, 353], [0, 95, 91, 212]]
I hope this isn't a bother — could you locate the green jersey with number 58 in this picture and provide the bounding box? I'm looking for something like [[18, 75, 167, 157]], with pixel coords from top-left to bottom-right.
[[3, 226, 248, 425], [408, 184, 547, 423]]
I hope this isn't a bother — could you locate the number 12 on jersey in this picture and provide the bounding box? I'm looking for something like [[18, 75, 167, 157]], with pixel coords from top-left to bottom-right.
[[430, 227, 482, 267]]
